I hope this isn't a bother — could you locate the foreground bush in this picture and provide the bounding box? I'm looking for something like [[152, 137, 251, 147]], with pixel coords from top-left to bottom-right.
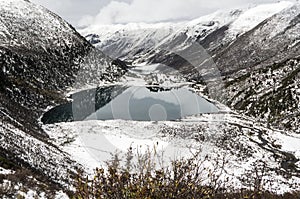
[[73, 148, 300, 199]]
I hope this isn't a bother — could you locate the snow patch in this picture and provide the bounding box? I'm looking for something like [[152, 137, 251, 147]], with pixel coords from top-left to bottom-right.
[[0, 167, 13, 175], [229, 1, 294, 37]]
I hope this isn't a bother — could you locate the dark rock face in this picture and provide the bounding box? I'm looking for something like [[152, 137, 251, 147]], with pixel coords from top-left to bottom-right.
[[86, 34, 101, 44], [0, 40, 90, 139]]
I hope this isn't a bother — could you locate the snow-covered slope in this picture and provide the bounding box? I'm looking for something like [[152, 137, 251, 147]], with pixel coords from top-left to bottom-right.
[[0, 0, 83, 49], [216, 2, 300, 73], [228, 1, 294, 38], [44, 111, 300, 193], [0, 0, 126, 197], [214, 3, 300, 132], [0, 0, 91, 195]]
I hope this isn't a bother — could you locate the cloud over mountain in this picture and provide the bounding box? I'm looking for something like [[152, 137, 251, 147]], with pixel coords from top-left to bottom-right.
[[79, 0, 289, 26]]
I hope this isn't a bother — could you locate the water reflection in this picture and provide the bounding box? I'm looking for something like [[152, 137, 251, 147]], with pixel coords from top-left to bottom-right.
[[42, 86, 219, 124]]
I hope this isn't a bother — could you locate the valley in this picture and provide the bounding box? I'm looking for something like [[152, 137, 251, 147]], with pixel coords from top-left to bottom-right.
[[0, 0, 299, 198]]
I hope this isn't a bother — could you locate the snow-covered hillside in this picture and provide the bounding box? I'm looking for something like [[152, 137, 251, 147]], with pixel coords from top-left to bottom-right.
[[0, 0, 126, 197], [228, 1, 294, 38], [0, 0, 74, 44]]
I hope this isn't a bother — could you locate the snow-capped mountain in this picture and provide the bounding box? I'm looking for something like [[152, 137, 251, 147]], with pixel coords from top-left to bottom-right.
[[79, 1, 294, 63]]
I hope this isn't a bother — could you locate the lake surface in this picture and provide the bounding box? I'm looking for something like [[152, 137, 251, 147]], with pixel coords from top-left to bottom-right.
[[42, 86, 219, 124], [86, 86, 218, 121]]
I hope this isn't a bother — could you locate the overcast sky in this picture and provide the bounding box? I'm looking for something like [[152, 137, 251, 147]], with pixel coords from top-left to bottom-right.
[[31, 0, 294, 27]]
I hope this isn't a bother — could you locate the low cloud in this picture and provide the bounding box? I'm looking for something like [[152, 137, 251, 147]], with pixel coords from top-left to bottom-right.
[[79, 0, 285, 26], [32, 0, 295, 27]]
